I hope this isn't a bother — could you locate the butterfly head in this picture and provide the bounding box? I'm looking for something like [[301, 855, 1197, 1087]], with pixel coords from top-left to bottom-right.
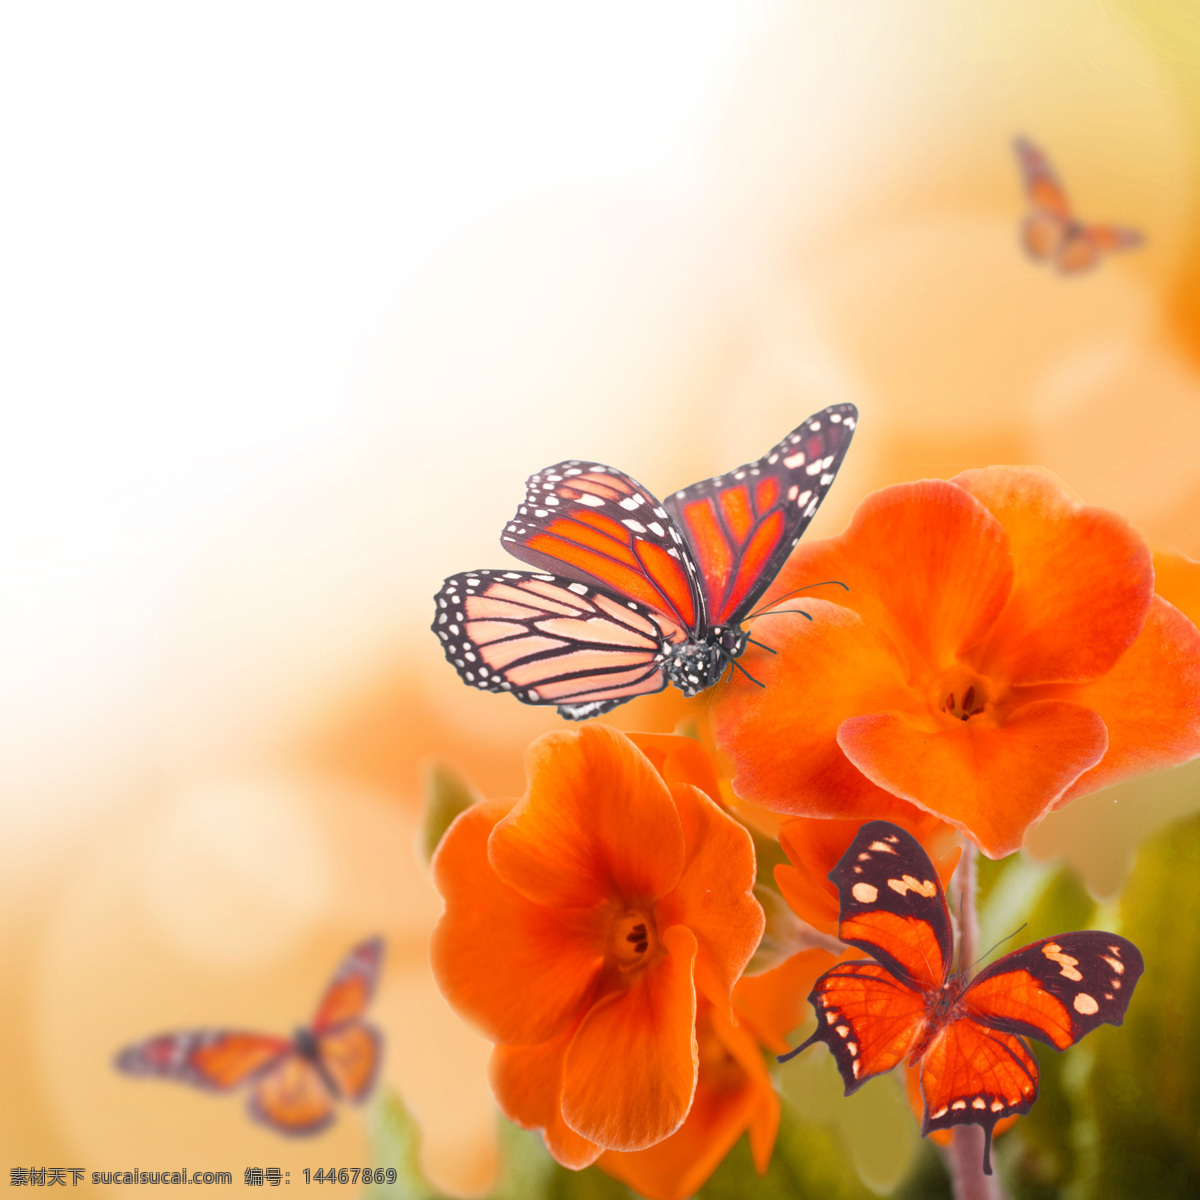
[[662, 640, 727, 696], [293, 1027, 320, 1062]]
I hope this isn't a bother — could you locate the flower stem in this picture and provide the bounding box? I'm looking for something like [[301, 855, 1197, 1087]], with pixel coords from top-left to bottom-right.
[[944, 841, 1009, 1200]]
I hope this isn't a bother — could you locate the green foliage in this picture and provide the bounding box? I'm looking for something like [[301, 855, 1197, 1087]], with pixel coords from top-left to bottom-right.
[[420, 762, 480, 864], [1070, 810, 1200, 1199], [750, 827, 790, 888], [989, 859, 1095, 1199]]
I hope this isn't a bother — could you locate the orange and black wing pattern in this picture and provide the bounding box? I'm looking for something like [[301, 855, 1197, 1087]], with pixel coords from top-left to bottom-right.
[[433, 570, 674, 719], [826, 820, 952, 992], [312, 937, 384, 1033], [783, 959, 927, 1092], [1014, 135, 1143, 274], [917, 1017, 1039, 1174], [114, 1030, 292, 1091], [963, 931, 1143, 1051], [500, 461, 703, 635], [664, 404, 857, 627], [248, 1055, 338, 1136], [308, 937, 385, 1108], [115, 938, 387, 1137]]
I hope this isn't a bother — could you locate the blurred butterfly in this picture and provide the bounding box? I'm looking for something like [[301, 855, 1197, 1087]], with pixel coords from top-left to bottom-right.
[[779, 823, 1143, 1175], [115, 938, 384, 1136], [432, 403, 858, 719], [1014, 135, 1144, 273]]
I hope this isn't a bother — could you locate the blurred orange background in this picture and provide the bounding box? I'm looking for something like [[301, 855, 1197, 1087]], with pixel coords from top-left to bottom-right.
[[3, 2, 1199, 1194]]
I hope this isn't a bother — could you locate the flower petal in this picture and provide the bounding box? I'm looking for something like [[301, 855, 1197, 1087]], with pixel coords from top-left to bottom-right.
[[837, 701, 1109, 857], [955, 467, 1153, 684], [561, 925, 698, 1151], [489, 1034, 602, 1170], [655, 783, 763, 1021], [713, 599, 928, 821], [595, 1005, 777, 1200], [490, 724, 685, 909], [763, 480, 1013, 669], [1054, 595, 1200, 806], [431, 799, 607, 1045], [626, 732, 725, 807], [733, 948, 836, 1055]]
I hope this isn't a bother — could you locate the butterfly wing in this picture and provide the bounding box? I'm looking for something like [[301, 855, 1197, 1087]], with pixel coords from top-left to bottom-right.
[[315, 1023, 383, 1103], [311, 937, 385, 1033], [962, 932, 1143, 1050], [1014, 136, 1072, 263], [433, 570, 674, 718], [664, 404, 858, 627], [499, 461, 704, 635], [114, 1030, 292, 1091], [918, 1017, 1039, 1175], [827, 820, 953, 992], [248, 1055, 337, 1136], [784, 960, 928, 1093], [1055, 223, 1144, 274]]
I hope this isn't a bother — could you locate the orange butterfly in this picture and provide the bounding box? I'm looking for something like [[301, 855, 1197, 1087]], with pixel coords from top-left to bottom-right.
[[115, 938, 384, 1136], [1014, 136, 1143, 273], [779, 823, 1142, 1175]]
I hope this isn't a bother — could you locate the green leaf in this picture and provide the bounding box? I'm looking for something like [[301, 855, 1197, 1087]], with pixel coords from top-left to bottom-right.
[[750, 827, 790, 889], [366, 1091, 438, 1199], [1068, 810, 1200, 1199], [420, 762, 481, 864]]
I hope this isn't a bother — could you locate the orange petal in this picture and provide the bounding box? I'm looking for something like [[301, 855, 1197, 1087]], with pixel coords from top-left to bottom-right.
[[431, 799, 607, 1045], [733, 948, 835, 1054], [490, 724, 685, 909], [489, 1034, 601, 1170], [761, 480, 1013, 670], [655, 783, 763, 1022], [626, 731, 725, 807], [1153, 550, 1200, 629], [561, 925, 699, 1151], [955, 468, 1153, 684], [596, 1005, 778, 1200], [837, 701, 1109, 857], [713, 599, 925, 821], [1054, 594, 1200, 807]]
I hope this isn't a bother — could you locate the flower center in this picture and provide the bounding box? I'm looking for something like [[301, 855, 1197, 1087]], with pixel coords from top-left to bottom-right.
[[608, 908, 657, 970], [938, 672, 991, 722]]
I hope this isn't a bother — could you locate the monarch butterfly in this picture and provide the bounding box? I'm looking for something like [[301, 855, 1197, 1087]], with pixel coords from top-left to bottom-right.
[[433, 403, 857, 719], [780, 823, 1143, 1175], [114, 938, 384, 1136], [1014, 136, 1143, 273]]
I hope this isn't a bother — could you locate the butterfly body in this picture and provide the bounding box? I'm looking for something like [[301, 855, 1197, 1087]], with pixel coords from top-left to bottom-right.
[[115, 938, 384, 1136], [433, 404, 857, 719], [1014, 136, 1143, 274], [781, 823, 1142, 1174]]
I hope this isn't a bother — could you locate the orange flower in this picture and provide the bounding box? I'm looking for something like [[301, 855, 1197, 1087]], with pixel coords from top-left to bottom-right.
[[714, 467, 1200, 857], [430, 724, 763, 1166], [596, 950, 831, 1200]]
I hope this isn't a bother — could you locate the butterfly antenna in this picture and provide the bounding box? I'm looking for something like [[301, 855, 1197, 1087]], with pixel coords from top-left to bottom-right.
[[724, 653, 766, 688], [956, 892, 966, 974], [966, 923, 1030, 975], [745, 580, 849, 621], [745, 637, 777, 654], [748, 608, 813, 622]]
